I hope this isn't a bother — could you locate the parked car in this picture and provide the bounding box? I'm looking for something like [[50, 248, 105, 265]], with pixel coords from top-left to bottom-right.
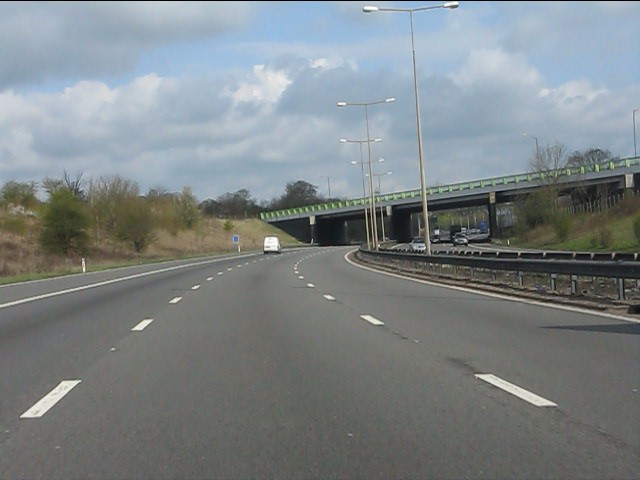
[[263, 235, 281, 254], [453, 233, 469, 246], [410, 237, 427, 253]]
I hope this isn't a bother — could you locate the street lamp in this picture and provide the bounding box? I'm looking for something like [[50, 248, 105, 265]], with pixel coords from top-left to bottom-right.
[[363, 2, 458, 255], [342, 137, 382, 249], [634, 108, 638, 157], [338, 97, 395, 250], [370, 170, 392, 241], [320, 175, 331, 198], [522, 133, 540, 160]]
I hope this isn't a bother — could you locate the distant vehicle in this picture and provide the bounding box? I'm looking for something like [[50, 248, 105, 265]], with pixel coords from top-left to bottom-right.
[[410, 237, 427, 253], [453, 232, 469, 246], [449, 224, 462, 242], [263, 235, 281, 254], [430, 233, 440, 243], [478, 221, 489, 234]]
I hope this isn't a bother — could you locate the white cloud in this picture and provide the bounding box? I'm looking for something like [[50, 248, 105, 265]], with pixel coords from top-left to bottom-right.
[[232, 65, 292, 104]]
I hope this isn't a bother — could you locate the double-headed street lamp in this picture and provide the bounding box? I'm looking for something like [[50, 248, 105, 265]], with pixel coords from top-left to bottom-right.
[[337, 97, 395, 250], [363, 2, 458, 255], [341, 138, 382, 249]]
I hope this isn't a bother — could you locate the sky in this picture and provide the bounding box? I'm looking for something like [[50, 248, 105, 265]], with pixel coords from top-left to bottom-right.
[[1, 1, 639, 205]]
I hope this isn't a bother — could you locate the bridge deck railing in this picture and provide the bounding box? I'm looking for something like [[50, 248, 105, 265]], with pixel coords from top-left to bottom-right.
[[260, 157, 639, 221]]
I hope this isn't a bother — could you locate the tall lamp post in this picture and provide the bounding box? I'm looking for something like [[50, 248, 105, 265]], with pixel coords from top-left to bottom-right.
[[522, 133, 540, 160], [320, 175, 331, 198], [363, 2, 458, 255], [342, 138, 382, 249], [338, 97, 395, 250], [634, 108, 638, 157], [371, 170, 392, 241]]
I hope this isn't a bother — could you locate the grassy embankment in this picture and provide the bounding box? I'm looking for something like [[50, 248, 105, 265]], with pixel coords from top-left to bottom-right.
[[508, 194, 640, 252], [0, 214, 300, 285]]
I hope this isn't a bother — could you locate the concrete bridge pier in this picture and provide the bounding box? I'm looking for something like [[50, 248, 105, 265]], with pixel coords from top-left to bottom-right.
[[390, 207, 412, 243], [488, 192, 499, 238]]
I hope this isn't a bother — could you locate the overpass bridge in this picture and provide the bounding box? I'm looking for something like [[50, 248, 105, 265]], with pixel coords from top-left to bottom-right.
[[260, 157, 640, 245]]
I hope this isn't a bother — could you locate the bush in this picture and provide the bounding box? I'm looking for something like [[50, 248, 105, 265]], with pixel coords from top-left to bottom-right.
[[223, 219, 234, 232], [40, 189, 89, 254], [115, 197, 156, 252], [552, 212, 572, 242], [633, 213, 640, 245]]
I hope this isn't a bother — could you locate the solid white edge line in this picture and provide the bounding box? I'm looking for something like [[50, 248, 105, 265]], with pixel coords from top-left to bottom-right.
[[20, 380, 82, 418], [169, 297, 182, 304], [132, 319, 154, 331], [323, 294, 335, 301], [0, 254, 261, 310], [344, 250, 640, 324], [360, 314, 384, 326], [475, 374, 557, 407]]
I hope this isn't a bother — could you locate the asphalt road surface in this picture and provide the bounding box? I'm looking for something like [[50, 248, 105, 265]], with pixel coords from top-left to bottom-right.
[[1, 247, 638, 479]]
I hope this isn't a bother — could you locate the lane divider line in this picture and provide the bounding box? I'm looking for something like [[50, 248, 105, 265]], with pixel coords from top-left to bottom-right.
[[323, 295, 336, 301], [20, 380, 82, 419], [132, 319, 154, 331], [475, 374, 557, 407], [298, 276, 304, 280], [307, 283, 315, 288], [206, 277, 213, 281], [191, 285, 200, 290], [169, 297, 182, 304], [360, 314, 384, 326]]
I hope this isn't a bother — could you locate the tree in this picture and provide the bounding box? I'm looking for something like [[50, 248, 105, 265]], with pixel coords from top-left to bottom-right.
[[567, 147, 613, 205], [178, 186, 199, 229], [0, 180, 38, 209], [115, 196, 156, 252], [272, 180, 323, 210], [42, 170, 85, 200], [87, 175, 140, 235], [40, 189, 89, 254]]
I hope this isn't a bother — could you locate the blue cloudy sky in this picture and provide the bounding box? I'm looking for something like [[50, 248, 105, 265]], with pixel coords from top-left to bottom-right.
[[1, 1, 639, 204]]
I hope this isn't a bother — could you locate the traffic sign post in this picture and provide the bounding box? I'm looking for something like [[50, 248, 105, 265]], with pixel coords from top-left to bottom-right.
[[232, 234, 240, 253]]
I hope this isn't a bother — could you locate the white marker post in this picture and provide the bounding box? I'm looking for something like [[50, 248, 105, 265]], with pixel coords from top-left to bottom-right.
[[232, 234, 240, 253], [81, 258, 86, 273]]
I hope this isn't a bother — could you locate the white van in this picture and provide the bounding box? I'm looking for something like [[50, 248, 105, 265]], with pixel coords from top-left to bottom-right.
[[263, 235, 281, 254]]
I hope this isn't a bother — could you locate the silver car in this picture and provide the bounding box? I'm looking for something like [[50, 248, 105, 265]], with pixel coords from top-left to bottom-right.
[[410, 237, 427, 253]]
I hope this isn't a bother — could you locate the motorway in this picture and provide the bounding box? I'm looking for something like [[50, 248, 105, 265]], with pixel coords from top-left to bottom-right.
[[0, 247, 638, 479]]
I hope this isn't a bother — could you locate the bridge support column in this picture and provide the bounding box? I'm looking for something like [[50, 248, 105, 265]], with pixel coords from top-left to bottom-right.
[[390, 208, 412, 243], [488, 192, 499, 238], [309, 216, 316, 245]]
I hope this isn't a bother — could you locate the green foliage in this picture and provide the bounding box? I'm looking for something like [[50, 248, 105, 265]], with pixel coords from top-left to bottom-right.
[[633, 213, 640, 244], [115, 197, 156, 252], [590, 226, 612, 249], [223, 219, 234, 232], [0, 216, 28, 236], [40, 189, 89, 254], [179, 186, 199, 229], [552, 212, 572, 242], [1, 180, 39, 209]]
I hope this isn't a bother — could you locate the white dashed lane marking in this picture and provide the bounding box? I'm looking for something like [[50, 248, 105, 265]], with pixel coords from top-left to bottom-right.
[[323, 295, 335, 301], [132, 319, 154, 331], [191, 285, 200, 290], [360, 314, 384, 326], [20, 380, 82, 419], [169, 297, 182, 304], [475, 374, 557, 407]]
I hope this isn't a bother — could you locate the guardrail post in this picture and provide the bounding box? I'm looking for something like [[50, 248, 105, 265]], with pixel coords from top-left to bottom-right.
[[550, 273, 557, 292], [518, 271, 524, 287], [617, 278, 626, 300], [571, 275, 578, 295]]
